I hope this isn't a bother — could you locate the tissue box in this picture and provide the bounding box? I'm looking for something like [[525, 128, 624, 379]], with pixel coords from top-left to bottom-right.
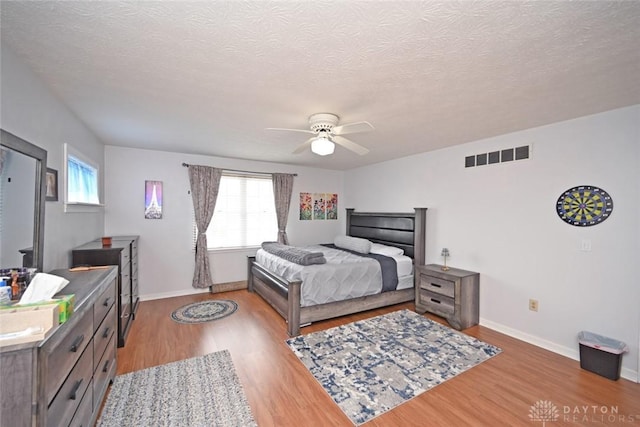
[[2, 294, 75, 324], [0, 303, 60, 347], [53, 294, 74, 323]]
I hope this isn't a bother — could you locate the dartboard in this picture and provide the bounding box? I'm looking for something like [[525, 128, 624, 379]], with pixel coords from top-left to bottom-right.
[[556, 185, 613, 227]]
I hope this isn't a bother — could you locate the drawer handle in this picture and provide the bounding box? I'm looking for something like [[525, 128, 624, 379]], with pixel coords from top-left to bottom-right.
[[103, 359, 111, 373], [103, 297, 111, 307], [430, 298, 441, 304], [70, 334, 85, 352], [431, 283, 442, 288], [102, 327, 111, 338], [69, 378, 83, 400]]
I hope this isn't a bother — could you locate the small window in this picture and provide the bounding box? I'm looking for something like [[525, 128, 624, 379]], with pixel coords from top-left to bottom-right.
[[64, 143, 101, 211], [194, 173, 277, 250]]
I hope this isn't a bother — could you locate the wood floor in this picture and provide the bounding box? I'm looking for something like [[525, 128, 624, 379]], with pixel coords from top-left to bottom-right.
[[114, 289, 640, 426]]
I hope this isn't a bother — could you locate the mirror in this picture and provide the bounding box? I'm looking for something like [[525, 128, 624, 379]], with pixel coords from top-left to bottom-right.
[[0, 129, 47, 272]]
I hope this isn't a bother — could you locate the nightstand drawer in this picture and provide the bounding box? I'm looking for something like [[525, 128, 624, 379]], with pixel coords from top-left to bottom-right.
[[419, 275, 455, 298], [419, 290, 455, 316]]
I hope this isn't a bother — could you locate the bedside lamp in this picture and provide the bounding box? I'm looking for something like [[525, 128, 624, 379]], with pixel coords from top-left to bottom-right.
[[441, 248, 450, 271]]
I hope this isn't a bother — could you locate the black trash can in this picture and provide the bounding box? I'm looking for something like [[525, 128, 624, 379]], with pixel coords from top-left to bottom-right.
[[578, 331, 628, 380]]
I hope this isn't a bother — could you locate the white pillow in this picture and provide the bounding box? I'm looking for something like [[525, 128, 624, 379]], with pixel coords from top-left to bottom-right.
[[334, 235, 371, 254], [370, 243, 404, 256]]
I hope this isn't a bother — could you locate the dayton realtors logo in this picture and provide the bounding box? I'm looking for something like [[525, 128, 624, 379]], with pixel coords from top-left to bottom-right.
[[529, 400, 560, 426], [529, 400, 640, 424]]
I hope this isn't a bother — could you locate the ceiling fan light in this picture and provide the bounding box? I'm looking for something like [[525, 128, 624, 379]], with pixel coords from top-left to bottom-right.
[[311, 137, 335, 156]]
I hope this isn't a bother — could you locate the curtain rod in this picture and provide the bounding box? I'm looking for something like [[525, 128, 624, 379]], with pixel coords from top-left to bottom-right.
[[181, 163, 297, 177]]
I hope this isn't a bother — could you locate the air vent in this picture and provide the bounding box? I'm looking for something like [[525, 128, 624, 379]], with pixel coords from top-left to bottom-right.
[[465, 145, 531, 168]]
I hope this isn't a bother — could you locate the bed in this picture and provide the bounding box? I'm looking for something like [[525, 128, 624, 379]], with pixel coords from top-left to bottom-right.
[[247, 208, 427, 336]]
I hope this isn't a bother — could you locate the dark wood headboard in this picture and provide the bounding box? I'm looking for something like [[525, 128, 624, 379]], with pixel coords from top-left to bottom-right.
[[345, 208, 427, 265]]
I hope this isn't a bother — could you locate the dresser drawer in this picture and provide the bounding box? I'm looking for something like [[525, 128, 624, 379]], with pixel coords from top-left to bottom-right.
[[121, 268, 131, 290], [93, 334, 116, 411], [419, 275, 455, 298], [132, 256, 138, 277], [94, 278, 116, 331], [419, 290, 455, 317], [46, 343, 93, 427], [94, 305, 116, 367], [44, 308, 93, 405], [120, 245, 130, 266], [68, 377, 93, 427]]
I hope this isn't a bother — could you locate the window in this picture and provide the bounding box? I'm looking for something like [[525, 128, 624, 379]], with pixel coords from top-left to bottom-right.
[[64, 143, 101, 211], [195, 173, 277, 250]]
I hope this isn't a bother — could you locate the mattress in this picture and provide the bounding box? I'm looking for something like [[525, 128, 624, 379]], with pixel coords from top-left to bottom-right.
[[255, 245, 413, 307]]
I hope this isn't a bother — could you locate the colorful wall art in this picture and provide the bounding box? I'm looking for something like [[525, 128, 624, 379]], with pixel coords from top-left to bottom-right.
[[144, 180, 163, 219], [326, 193, 338, 219], [300, 192, 312, 220], [300, 192, 337, 221]]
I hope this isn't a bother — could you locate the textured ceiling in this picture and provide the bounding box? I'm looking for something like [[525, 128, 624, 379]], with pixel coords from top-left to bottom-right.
[[2, 1, 639, 170]]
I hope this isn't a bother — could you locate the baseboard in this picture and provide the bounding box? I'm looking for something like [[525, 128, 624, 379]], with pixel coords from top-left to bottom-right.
[[140, 281, 247, 302], [480, 317, 638, 383], [140, 288, 210, 302]]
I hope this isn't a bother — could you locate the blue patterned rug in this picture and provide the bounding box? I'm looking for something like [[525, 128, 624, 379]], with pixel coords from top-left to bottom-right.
[[286, 309, 501, 425], [171, 299, 238, 324]]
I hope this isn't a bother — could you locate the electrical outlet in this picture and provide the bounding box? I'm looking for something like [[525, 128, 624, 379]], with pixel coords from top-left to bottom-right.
[[529, 299, 539, 312]]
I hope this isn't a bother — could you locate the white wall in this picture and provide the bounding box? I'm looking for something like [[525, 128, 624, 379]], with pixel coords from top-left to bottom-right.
[[344, 105, 640, 380], [1, 46, 105, 271], [104, 146, 344, 300], [5, 40, 638, 380]]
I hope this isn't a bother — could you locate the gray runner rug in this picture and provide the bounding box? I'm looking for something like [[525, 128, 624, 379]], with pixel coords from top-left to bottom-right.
[[97, 349, 257, 427]]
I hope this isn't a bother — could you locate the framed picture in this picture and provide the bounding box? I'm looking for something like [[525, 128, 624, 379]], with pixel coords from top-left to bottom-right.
[[326, 193, 338, 220], [299, 192, 312, 220], [46, 168, 58, 201], [144, 180, 163, 219]]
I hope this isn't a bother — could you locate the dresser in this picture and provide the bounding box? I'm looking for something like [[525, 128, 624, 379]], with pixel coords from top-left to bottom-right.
[[0, 267, 118, 427], [415, 264, 480, 330], [71, 235, 139, 347]]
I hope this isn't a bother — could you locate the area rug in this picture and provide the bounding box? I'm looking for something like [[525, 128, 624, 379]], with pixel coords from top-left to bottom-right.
[[286, 309, 501, 425], [97, 350, 257, 427], [170, 299, 238, 324]]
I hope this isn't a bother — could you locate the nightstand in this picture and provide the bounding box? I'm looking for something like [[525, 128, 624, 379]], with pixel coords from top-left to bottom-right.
[[415, 264, 479, 330]]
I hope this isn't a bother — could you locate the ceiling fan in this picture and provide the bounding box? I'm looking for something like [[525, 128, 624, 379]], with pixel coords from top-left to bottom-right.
[[267, 113, 373, 156]]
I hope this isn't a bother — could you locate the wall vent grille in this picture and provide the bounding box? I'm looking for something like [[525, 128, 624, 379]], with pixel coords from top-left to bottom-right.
[[465, 145, 530, 168]]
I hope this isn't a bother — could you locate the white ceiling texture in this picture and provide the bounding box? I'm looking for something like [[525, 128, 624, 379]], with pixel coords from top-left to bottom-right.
[[2, 1, 639, 170]]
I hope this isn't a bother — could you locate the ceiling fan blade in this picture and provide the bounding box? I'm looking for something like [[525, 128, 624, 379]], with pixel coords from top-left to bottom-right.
[[332, 135, 369, 155], [292, 137, 315, 154], [332, 121, 374, 135], [266, 127, 315, 135]]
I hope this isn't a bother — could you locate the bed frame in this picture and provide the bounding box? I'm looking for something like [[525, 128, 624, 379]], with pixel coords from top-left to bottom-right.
[[247, 208, 427, 336]]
